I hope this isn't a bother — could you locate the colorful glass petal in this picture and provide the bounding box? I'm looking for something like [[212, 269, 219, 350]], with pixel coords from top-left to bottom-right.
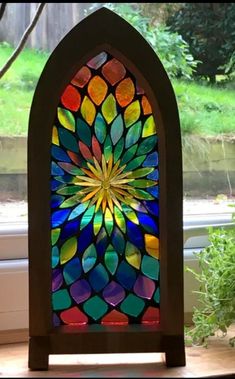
[[94, 113, 106, 144], [133, 275, 155, 299], [51, 209, 70, 227], [101, 94, 117, 124], [52, 246, 59, 268], [110, 114, 124, 145], [103, 135, 112, 162], [102, 58, 126, 85], [80, 205, 95, 230], [145, 234, 159, 259], [104, 245, 119, 275], [52, 126, 59, 146], [114, 206, 126, 233], [143, 152, 158, 167], [102, 281, 125, 306], [52, 289, 71, 310], [83, 296, 108, 321], [88, 263, 109, 292], [122, 206, 139, 225], [92, 136, 102, 162], [142, 115, 156, 137], [82, 243, 97, 273], [125, 121, 142, 148], [120, 294, 145, 317], [61, 306, 88, 325], [57, 107, 75, 132], [63, 257, 82, 285], [71, 66, 91, 88], [87, 51, 107, 69], [113, 137, 124, 163], [116, 77, 135, 107], [61, 84, 81, 112], [60, 236, 77, 265], [125, 241, 141, 269], [137, 136, 157, 155], [101, 310, 128, 325], [141, 307, 160, 324], [76, 118, 92, 146], [52, 269, 63, 292], [124, 100, 140, 128], [124, 155, 146, 172], [116, 261, 136, 290], [112, 226, 125, 255], [57, 162, 83, 176], [70, 279, 91, 304], [141, 95, 152, 115], [141, 255, 159, 280], [81, 96, 96, 126], [51, 145, 71, 163], [93, 209, 103, 236], [104, 208, 113, 235], [88, 75, 108, 105]]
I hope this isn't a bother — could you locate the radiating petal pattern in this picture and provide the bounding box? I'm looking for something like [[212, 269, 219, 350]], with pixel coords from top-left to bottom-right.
[[51, 51, 159, 326]]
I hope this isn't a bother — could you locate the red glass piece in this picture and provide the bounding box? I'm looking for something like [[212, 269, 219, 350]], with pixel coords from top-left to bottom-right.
[[102, 58, 126, 86], [71, 66, 91, 88], [141, 306, 160, 325], [79, 141, 93, 160], [101, 309, 128, 325], [60, 306, 88, 325], [61, 84, 81, 111], [92, 136, 102, 162], [67, 151, 81, 165]]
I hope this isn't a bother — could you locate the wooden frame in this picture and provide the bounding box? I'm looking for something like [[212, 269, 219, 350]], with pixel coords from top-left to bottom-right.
[[28, 8, 185, 370]]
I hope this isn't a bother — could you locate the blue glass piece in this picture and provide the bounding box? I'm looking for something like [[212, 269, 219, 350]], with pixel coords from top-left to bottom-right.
[[51, 145, 71, 162], [68, 202, 89, 221], [51, 209, 70, 227], [63, 257, 82, 285], [78, 223, 93, 253], [126, 220, 144, 250], [147, 185, 159, 198], [143, 200, 159, 217], [53, 312, 61, 326], [147, 169, 159, 180], [51, 194, 64, 208], [88, 263, 109, 292], [96, 227, 108, 256], [52, 246, 59, 268], [51, 179, 64, 191], [143, 152, 158, 167], [60, 219, 79, 240], [116, 261, 136, 290], [112, 227, 125, 255], [58, 127, 79, 152], [51, 161, 65, 176], [137, 213, 158, 235]]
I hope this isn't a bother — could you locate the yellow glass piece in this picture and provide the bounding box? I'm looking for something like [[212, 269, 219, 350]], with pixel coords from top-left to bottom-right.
[[105, 208, 113, 235], [88, 75, 108, 106], [125, 242, 141, 269], [116, 77, 135, 107], [51, 228, 60, 246], [145, 234, 159, 259], [81, 96, 96, 126], [101, 94, 117, 124], [124, 100, 140, 128], [60, 237, 77, 265], [52, 126, 59, 146], [57, 107, 75, 131], [114, 206, 126, 233], [142, 115, 156, 137]]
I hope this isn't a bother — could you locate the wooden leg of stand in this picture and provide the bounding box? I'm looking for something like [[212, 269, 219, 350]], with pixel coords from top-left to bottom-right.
[[164, 335, 186, 367], [28, 336, 49, 370]]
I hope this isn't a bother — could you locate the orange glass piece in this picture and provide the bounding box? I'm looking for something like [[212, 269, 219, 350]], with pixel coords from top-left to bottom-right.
[[102, 58, 126, 86], [141, 306, 160, 324], [67, 151, 81, 165], [71, 66, 91, 88], [101, 309, 128, 325], [60, 306, 88, 325], [61, 84, 81, 111], [116, 77, 135, 107], [88, 75, 108, 106], [141, 95, 152, 115], [92, 136, 102, 162]]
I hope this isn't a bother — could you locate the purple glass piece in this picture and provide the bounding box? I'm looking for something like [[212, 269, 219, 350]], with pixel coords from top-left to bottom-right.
[[52, 268, 63, 292], [70, 279, 91, 304], [133, 275, 155, 299], [102, 281, 125, 306], [87, 51, 108, 69], [53, 312, 61, 326]]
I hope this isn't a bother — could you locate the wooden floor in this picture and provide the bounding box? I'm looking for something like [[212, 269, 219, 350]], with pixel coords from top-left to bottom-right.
[[0, 326, 235, 378]]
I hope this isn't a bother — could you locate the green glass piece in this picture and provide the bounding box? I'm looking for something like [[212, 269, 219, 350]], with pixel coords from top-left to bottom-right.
[[114, 206, 126, 233], [57, 107, 75, 132], [122, 205, 139, 225], [60, 236, 77, 264], [124, 198, 147, 213], [80, 205, 95, 230], [154, 287, 160, 303], [127, 187, 154, 200], [94, 113, 106, 144], [102, 94, 117, 124], [93, 209, 103, 236], [104, 244, 119, 274], [120, 294, 145, 317], [59, 193, 83, 208], [57, 186, 81, 195], [110, 114, 123, 145], [125, 121, 142, 148], [125, 241, 141, 269], [113, 137, 124, 163], [83, 296, 108, 321], [76, 118, 92, 147], [129, 179, 156, 188], [142, 115, 156, 137], [52, 246, 59, 268], [104, 135, 112, 162], [120, 144, 138, 165], [52, 289, 71, 310], [141, 255, 159, 280], [124, 155, 146, 172], [51, 228, 60, 246], [137, 136, 157, 155], [57, 162, 84, 176], [127, 167, 154, 179], [58, 127, 78, 153], [82, 244, 97, 273], [105, 208, 113, 236]]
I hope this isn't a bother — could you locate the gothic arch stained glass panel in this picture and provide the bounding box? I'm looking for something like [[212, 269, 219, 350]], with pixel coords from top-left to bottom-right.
[[50, 50, 160, 326]]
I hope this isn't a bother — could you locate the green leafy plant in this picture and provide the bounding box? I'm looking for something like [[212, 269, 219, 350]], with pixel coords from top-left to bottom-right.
[[185, 220, 235, 348]]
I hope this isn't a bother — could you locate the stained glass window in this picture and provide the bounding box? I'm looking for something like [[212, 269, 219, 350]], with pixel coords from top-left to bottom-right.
[[50, 51, 160, 326]]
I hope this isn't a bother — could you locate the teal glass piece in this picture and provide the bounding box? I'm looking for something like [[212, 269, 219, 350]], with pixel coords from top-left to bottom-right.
[[93, 209, 103, 236], [82, 244, 97, 273], [104, 135, 112, 161], [125, 121, 142, 148], [58, 127, 78, 152], [76, 118, 92, 147], [80, 205, 95, 230], [94, 113, 106, 143], [68, 201, 89, 221], [120, 144, 138, 165], [110, 114, 124, 145], [104, 244, 119, 274], [113, 137, 124, 163], [83, 296, 108, 321], [141, 255, 159, 280], [112, 226, 125, 254], [137, 135, 157, 155], [88, 263, 109, 291], [52, 246, 59, 268], [154, 287, 160, 303], [120, 294, 145, 317], [52, 289, 71, 310], [63, 257, 82, 284], [124, 155, 146, 172]]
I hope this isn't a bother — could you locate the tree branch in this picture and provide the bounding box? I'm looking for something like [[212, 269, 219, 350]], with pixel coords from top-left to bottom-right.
[[0, 3, 7, 21], [0, 3, 46, 79]]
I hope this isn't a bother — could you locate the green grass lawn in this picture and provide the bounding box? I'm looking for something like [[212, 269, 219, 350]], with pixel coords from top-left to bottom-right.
[[0, 43, 234, 137]]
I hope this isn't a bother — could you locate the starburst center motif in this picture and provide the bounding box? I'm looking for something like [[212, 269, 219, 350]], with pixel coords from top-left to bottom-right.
[[74, 155, 134, 213]]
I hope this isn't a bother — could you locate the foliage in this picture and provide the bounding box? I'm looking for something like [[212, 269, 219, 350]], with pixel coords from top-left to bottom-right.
[[185, 221, 235, 348], [167, 3, 235, 83], [104, 3, 198, 79]]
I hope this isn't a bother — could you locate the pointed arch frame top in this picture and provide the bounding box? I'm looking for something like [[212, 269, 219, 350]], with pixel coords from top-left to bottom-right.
[[28, 8, 185, 369]]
